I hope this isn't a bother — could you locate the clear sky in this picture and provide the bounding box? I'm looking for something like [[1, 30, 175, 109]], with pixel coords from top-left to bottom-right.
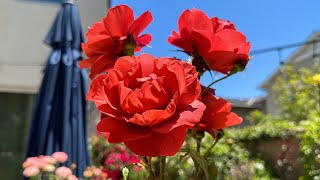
[[111, 0, 320, 99]]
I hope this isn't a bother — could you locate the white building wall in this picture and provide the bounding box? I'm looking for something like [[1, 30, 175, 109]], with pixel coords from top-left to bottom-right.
[[0, 0, 107, 93]]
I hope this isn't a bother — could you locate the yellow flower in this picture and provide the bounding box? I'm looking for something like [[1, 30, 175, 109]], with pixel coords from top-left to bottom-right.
[[312, 74, 320, 84], [83, 170, 93, 178]]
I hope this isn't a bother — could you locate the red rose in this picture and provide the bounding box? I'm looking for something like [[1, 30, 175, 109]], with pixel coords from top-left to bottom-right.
[[194, 89, 242, 136], [87, 54, 206, 156], [168, 8, 250, 74], [79, 5, 153, 78]]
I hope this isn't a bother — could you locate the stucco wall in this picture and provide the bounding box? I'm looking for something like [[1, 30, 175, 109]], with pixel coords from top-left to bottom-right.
[[0, 0, 107, 93]]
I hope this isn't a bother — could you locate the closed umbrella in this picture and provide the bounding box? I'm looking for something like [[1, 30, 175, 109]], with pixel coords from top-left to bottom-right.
[[26, 1, 90, 177]]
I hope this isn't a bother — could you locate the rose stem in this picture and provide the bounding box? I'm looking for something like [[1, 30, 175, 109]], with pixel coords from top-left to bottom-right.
[[204, 132, 224, 157], [146, 156, 155, 180], [201, 74, 232, 96], [160, 156, 166, 180], [195, 137, 203, 180]]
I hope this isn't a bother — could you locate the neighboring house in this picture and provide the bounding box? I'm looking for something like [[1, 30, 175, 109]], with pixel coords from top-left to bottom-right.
[[0, 0, 108, 179], [224, 32, 320, 123], [227, 97, 266, 126], [260, 31, 320, 114]]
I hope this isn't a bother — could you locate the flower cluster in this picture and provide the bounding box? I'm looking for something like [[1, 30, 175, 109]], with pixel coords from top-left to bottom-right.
[[22, 152, 107, 180], [103, 145, 141, 179], [168, 9, 250, 75], [90, 135, 144, 180], [83, 166, 108, 180], [80, 5, 250, 157], [23, 152, 68, 178]]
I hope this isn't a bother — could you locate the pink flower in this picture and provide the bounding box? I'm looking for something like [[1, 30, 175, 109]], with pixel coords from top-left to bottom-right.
[[67, 175, 79, 180], [23, 157, 46, 168], [23, 166, 40, 177], [127, 154, 140, 164], [55, 166, 73, 178], [52, 152, 68, 163], [40, 155, 57, 164], [105, 153, 121, 165], [92, 166, 102, 176]]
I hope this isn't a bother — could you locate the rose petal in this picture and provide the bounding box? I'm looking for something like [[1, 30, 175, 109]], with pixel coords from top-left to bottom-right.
[[82, 35, 114, 57], [129, 11, 153, 38], [178, 9, 212, 35], [128, 94, 177, 126], [85, 22, 107, 38], [125, 125, 188, 156], [168, 32, 193, 53], [78, 56, 98, 69], [211, 17, 236, 33], [89, 50, 116, 79], [97, 116, 152, 143], [135, 34, 152, 47], [87, 74, 109, 106], [103, 5, 134, 37], [152, 100, 205, 133], [205, 112, 242, 130], [176, 62, 201, 109], [119, 82, 144, 114]]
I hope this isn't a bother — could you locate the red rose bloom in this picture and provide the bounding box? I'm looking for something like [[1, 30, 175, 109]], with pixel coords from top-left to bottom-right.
[[79, 5, 153, 78], [168, 8, 250, 74], [87, 54, 206, 156], [194, 89, 242, 136]]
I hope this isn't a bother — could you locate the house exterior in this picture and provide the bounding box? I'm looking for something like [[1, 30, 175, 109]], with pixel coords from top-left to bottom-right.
[[260, 32, 320, 114], [224, 32, 320, 124], [227, 97, 266, 126], [0, 0, 108, 179]]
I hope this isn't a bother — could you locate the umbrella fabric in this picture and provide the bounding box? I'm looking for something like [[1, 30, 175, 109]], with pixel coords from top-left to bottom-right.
[[26, 2, 90, 177]]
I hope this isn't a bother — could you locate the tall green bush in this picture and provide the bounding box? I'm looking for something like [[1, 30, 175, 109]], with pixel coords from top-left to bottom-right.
[[272, 65, 320, 178]]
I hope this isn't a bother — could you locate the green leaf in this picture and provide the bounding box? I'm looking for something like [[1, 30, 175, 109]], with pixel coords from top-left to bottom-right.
[[208, 159, 218, 178], [188, 149, 216, 180]]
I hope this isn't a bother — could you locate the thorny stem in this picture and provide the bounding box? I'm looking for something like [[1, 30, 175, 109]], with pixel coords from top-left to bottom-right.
[[160, 156, 166, 180]]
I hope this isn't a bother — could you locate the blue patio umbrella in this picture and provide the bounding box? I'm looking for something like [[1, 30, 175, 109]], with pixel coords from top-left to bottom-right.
[[26, 1, 90, 177]]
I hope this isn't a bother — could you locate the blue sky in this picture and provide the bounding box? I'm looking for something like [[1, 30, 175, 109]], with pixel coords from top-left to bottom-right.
[[111, 0, 320, 99]]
